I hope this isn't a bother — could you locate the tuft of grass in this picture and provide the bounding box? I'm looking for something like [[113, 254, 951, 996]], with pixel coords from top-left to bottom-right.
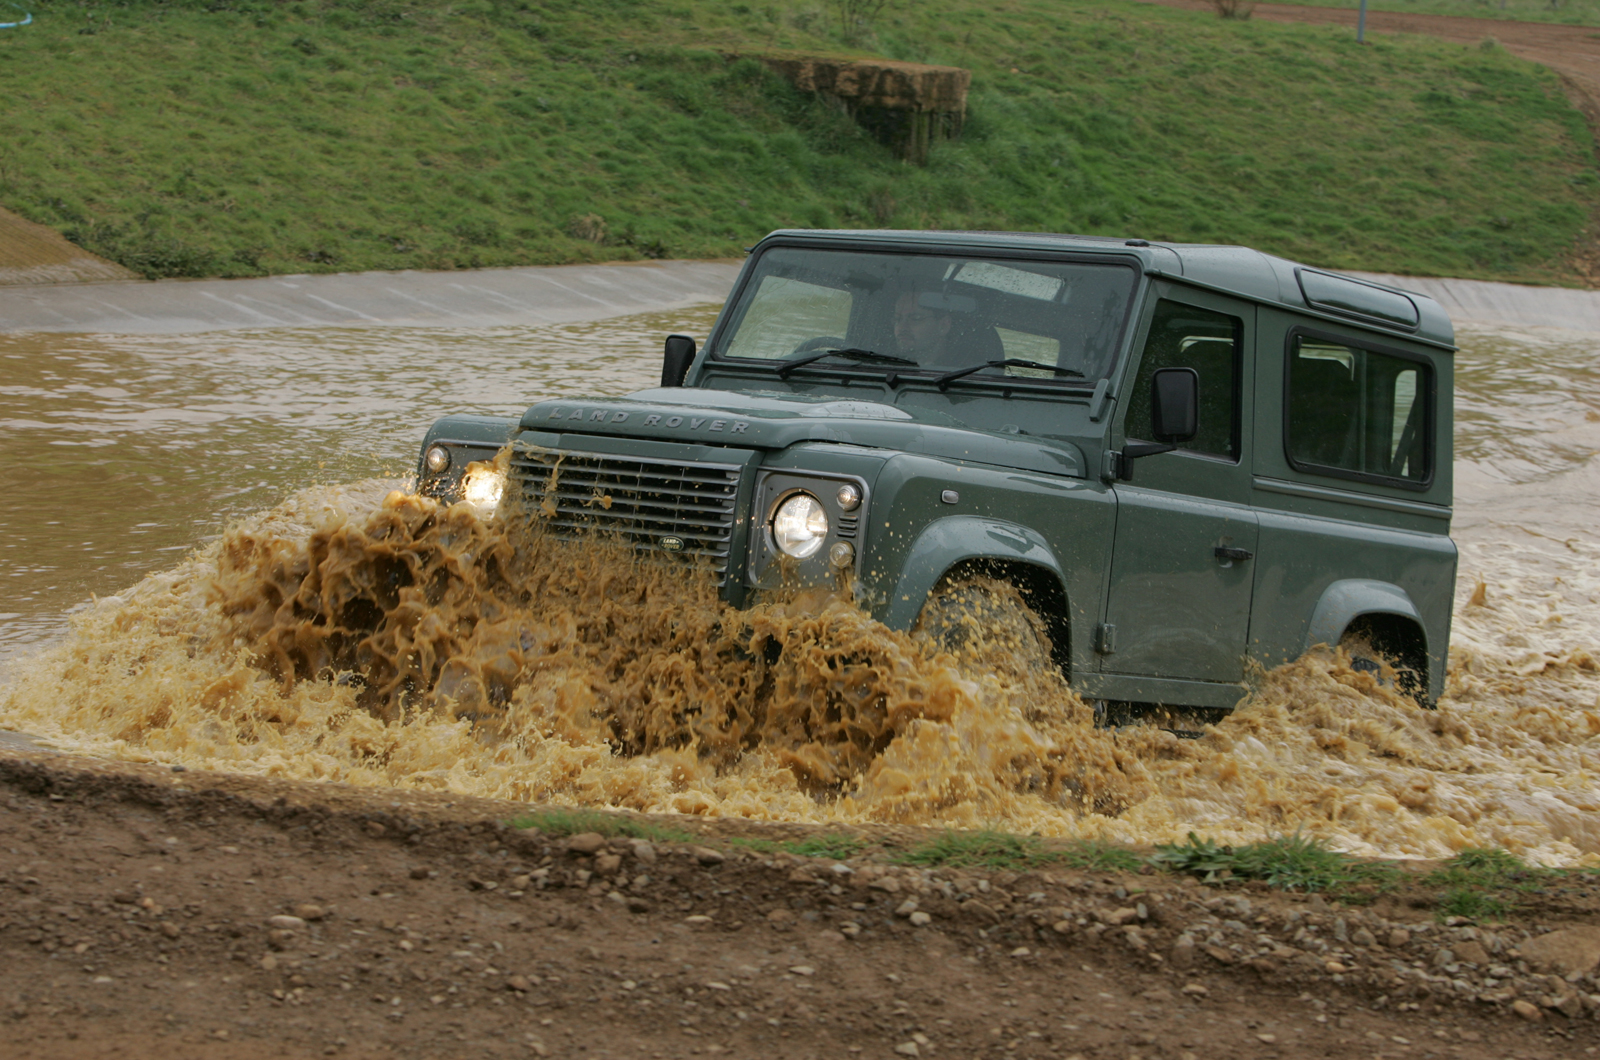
[[730, 833, 868, 859], [0, 0, 1594, 283], [509, 808, 692, 844], [1424, 847, 1534, 921], [896, 830, 1051, 869], [896, 830, 1144, 871], [1050, 839, 1147, 873], [783, 834, 869, 860], [1150, 832, 1399, 895]]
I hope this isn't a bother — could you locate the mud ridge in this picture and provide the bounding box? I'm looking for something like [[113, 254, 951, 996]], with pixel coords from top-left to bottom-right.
[[0, 748, 1595, 1059]]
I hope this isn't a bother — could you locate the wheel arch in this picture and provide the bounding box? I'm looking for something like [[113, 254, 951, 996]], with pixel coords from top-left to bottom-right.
[[880, 516, 1072, 674], [1306, 578, 1432, 701]]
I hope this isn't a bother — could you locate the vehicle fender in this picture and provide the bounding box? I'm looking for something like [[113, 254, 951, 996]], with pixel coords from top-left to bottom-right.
[[881, 516, 1064, 631], [1304, 579, 1425, 653]]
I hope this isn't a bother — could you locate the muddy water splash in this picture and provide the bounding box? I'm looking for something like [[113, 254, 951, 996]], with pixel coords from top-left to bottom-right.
[[2, 320, 1599, 863], [0, 478, 1149, 821], [1, 470, 1596, 864]]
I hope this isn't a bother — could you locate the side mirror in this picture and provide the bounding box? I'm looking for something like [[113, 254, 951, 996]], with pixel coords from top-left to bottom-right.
[[1150, 367, 1198, 443], [1113, 367, 1200, 481], [661, 334, 697, 388]]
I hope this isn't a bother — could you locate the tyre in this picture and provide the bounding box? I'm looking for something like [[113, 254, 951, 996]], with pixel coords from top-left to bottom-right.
[[1338, 630, 1428, 705], [912, 576, 1056, 681]]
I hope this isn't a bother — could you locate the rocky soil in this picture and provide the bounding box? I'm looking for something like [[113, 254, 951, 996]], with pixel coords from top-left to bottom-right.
[[0, 748, 1596, 1060]]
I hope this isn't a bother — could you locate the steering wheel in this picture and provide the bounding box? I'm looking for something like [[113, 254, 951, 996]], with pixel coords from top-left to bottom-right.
[[791, 336, 846, 355]]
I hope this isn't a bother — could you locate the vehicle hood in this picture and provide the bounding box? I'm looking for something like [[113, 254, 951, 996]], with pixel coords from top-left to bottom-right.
[[520, 388, 1087, 479]]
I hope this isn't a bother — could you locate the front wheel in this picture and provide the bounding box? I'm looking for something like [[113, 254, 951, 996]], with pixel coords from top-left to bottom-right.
[[912, 576, 1056, 681]]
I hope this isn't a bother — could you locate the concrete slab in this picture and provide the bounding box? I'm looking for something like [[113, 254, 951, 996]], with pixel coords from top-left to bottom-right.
[[0, 252, 1593, 337], [1351, 272, 1600, 334], [0, 259, 744, 334]]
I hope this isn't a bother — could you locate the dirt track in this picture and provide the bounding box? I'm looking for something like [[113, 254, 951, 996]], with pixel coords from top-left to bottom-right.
[[0, 749, 1594, 1060], [0, 207, 135, 287]]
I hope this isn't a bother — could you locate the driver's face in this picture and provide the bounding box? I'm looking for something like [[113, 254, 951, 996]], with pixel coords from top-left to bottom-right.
[[895, 293, 952, 357]]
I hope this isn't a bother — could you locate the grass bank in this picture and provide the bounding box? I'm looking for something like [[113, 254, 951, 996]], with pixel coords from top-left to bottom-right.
[[1260, 0, 1600, 28], [0, 0, 1594, 282]]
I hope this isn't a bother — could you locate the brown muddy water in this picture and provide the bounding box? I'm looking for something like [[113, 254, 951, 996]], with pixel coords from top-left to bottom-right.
[[1, 313, 1598, 865]]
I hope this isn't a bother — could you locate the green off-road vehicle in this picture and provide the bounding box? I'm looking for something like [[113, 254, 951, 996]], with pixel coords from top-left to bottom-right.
[[418, 229, 1455, 718]]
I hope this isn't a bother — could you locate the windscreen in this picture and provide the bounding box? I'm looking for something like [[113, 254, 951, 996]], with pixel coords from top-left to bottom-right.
[[713, 246, 1139, 384]]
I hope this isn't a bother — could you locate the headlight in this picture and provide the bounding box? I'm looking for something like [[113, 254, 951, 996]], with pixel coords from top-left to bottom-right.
[[463, 466, 505, 510], [425, 445, 451, 473], [771, 492, 828, 558]]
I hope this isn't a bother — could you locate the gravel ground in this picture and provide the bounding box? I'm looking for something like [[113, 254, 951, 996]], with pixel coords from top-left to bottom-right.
[[0, 750, 1596, 1060]]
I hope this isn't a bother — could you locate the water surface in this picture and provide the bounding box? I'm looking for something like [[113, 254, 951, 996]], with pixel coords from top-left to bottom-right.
[[0, 306, 722, 659]]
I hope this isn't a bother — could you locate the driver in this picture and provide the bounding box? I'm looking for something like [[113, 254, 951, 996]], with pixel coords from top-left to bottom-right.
[[893, 290, 954, 362]]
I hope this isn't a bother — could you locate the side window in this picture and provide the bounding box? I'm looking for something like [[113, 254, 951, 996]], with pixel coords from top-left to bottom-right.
[[1127, 299, 1241, 459], [720, 276, 852, 360], [1286, 336, 1431, 486]]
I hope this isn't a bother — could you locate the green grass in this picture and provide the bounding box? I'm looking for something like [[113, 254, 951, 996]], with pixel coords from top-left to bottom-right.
[[1422, 846, 1555, 920], [895, 830, 1146, 871], [1262, 0, 1600, 28], [1150, 832, 1401, 895], [510, 807, 693, 843], [0, 0, 1594, 282], [506, 814, 1588, 917], [730, 833, 869, 859]]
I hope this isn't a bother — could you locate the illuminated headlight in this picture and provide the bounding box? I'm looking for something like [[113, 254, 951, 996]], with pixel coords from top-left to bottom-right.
[[462, 466, 505, 510], [425, 445, 451, 473], [771, 492, 828, 558]]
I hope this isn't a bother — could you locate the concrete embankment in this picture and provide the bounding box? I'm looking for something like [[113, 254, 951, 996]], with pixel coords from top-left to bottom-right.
[[0, 256, 1595, 335], [1352, 271, 1600, 333], [0, 259, 744, 334]]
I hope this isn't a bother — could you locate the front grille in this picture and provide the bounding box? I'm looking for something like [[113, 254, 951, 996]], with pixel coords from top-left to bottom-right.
[[511, 449, 743, 573]]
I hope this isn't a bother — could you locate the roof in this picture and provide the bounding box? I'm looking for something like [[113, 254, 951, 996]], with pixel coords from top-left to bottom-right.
[[756, 229, 1456, 350]]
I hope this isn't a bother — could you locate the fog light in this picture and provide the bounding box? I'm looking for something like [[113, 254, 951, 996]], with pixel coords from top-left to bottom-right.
[[828, 541, 855, 568], [425, 445, 451, 473], [463, 466, 505, 510], [836, 483, 861, 511], [772, 492, 828, 559]]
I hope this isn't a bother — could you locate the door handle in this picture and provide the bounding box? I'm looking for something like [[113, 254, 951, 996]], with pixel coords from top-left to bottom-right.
[[1213, 546, 1253, 562]]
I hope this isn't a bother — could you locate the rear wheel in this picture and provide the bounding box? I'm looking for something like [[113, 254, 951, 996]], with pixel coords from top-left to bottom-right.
[[1342, 635, 1389, 681], [1338, 626, 1428, 705]]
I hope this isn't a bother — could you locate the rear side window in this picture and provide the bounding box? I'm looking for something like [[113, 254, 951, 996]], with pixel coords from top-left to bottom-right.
[[1286, 334, 1432, 487], [1126, 299, 1241, 459]]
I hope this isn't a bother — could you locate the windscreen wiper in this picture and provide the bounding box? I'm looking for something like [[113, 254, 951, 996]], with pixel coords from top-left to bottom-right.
[[933, 358, 1086, 391], [775, 347, 919, 380]]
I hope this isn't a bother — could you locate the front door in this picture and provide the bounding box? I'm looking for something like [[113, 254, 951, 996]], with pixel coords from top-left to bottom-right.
[[1101, 284, 1258, 688]]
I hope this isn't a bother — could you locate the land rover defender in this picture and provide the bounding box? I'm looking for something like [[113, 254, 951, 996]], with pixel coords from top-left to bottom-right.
[[416, 230, 1456, 714]]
